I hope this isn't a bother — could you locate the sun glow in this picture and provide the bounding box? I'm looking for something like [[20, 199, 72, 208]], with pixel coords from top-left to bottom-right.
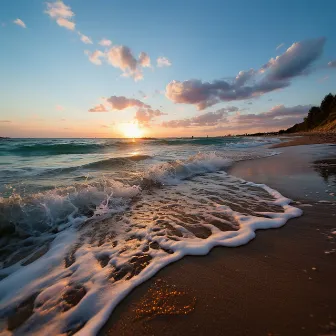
[[120, 122, 144, 138]]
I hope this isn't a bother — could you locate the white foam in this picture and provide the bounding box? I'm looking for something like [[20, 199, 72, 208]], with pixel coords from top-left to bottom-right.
[[0, 172, 303, 335], [144, 152, 232, 184]]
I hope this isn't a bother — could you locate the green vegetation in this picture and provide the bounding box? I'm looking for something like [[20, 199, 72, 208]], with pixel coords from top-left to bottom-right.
[[282, 93, 336, 133]]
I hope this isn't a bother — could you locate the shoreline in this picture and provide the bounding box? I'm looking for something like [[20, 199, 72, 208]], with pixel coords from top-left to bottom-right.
[[100, 144, 336, 336], [271, 133, 336, 148]]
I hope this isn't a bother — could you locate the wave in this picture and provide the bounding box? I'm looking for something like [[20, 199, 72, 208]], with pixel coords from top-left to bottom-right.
[[0, 180, 141, 240], [143, 152, 232, 184], [82, 154, 152, 169], [2, 142, 106, 156], [0, 153, 229, 238]]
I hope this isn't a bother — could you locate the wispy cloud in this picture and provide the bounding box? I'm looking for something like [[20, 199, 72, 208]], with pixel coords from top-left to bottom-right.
[[166, 38, 326, 110], [89, 104, 108, 112], [157, 56, 171, 67], [162, 107, 237, 128], [99, 39, 112, 47], [276, 43, 284, 50], [162, 104, 310, 134], [13, 18, 26, 28], [0, 120, 12, 123], [79, 32, 93, 44]]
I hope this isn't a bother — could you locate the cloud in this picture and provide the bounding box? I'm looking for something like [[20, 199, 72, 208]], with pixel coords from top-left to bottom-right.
[[106, 45, 144, 80], [162, 107, 237, 128], [89, 96, 150, 112], [85, 50, 105, 65], [45, 1, 75, 30], [79, 32, 92, 44], [139, 52, 151, 68], [328, 60, 336, 68], [157, 56, 171, 67], [166, 38, 326, 110], [106, 96, 150, 110], [0, 120, 12, 123], [161, 104, 310, 133], [276, 43, 284, 50], [85, 45, 152, 80], [262, 38, 325, 80], [13, 19, 26, 28], [255, 104, 310, 119], [55, 17, 75, 30], [135, 108, 165, 126], [224, 104, 311, 132], [235, 69, 256, 87], [99, 39, 112, 47], [100, 125, 109, 128], [89, 95, 164, 126], [88, 104, 108, 112], [166, 78, 287, 110]]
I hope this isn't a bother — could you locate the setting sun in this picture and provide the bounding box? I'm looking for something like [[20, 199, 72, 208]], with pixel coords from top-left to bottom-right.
[[120, 122, 144, 138]]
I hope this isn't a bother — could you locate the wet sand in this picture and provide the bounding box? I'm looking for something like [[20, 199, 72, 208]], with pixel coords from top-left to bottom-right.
[[100, 144, 336, 336]]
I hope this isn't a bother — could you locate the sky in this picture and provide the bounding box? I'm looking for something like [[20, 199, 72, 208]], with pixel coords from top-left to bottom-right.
[[1, 0, 336, 138]]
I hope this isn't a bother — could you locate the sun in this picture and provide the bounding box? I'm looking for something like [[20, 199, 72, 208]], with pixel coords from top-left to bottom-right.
[[120, 122, 144, 138]]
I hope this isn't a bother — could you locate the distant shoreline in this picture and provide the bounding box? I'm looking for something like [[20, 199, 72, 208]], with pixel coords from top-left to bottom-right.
[[271, 133, 336, 148]]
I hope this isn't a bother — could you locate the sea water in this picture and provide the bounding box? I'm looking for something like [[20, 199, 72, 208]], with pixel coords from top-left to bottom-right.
[[0, 137, 302, 335]]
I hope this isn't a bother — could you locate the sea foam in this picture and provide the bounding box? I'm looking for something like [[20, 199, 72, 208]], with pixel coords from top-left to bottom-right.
[[0, 161, 302, 335]]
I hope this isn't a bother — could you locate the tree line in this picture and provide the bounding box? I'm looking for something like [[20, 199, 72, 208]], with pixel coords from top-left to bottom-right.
[[281, 93, 336, 133]]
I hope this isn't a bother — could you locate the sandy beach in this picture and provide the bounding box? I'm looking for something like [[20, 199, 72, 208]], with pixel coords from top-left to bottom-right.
[[100, 144, 336, 336], [272, 133, 336, 148]]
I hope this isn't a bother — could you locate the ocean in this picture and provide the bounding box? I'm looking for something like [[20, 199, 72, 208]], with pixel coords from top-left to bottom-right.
[[0, 137, 302, 335]]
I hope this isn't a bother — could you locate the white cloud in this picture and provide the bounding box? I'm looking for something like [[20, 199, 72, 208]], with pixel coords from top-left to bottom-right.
[[99, 39, 112, 47], [13, 18, 26, 28], [157, 56, 171, 67], [45, 1, 75, 30], [45, 1, 74, 18]]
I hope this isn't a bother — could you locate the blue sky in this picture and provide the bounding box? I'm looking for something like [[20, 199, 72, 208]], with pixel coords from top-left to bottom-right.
[[0, 0, 336, 137]]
